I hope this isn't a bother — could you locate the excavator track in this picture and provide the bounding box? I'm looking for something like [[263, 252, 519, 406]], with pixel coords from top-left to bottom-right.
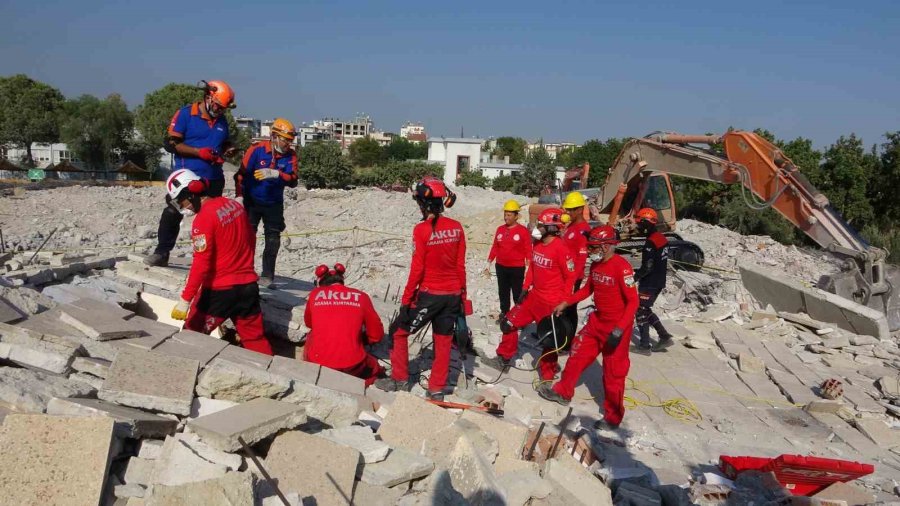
[[615, 233, 705, 272]]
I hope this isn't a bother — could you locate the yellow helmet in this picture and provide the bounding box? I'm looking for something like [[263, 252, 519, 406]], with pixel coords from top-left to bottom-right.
[[503, 200, 521, 212], [271, 118, 296, 140], [562, 191, 587, 209]]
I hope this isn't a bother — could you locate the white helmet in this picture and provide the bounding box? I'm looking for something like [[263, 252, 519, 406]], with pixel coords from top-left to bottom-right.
[[166, 169, 207, 215]]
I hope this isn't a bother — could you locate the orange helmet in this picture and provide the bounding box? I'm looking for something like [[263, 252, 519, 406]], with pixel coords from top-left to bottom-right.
[[202, 80, 236, 109], [635, 207, 658, 225], [586, 225, 619, 246], [537, 208, 570, 229], [271, 118, 296, 140]]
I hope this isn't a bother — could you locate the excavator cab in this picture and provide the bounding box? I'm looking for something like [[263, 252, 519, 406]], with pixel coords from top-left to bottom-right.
[[611, 172, 677, 236]]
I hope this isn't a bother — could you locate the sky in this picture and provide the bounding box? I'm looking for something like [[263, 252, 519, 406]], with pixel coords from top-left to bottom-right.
[[1, 0, 898, 148]]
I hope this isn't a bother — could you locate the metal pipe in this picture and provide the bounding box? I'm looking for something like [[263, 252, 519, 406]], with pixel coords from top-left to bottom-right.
[[238, 437, 291, 506], [549, 407, 573, 459], [383, 284, 390, 302], [27, 227, 57, 265], [525, 422, 545, 461], [655, 133, 723, 145]]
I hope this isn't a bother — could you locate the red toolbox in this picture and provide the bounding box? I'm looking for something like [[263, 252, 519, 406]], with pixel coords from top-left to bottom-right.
[[719, 454, 874, 496]]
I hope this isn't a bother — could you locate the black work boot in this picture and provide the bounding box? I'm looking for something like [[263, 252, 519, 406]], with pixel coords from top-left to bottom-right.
[[426, 390, 445, 402], [480, 354, 511, 373], [373, 377, 410, 392], [261, 232, 280, 286], [593, 419, 620, 431], [536, 383, 570, 406], [144, 252, 169, 267], [635, 325, 652, 355], [652, 321, 674, 352]]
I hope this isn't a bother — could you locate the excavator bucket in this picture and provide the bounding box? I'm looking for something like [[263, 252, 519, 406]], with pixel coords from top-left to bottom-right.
[[818, 263, 900, 332]]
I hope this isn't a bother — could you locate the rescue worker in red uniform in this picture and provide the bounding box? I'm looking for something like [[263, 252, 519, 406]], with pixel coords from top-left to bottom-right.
[[482, 199, 531, 320], [374, 177, 466, 401], [303, 263, 385, 386], [633, 208, 674, 354], [561, 191, 592, 343], [537, 225, 638, 430], [146, 80, 236, 267], [167, 169, 273, 355], [482, 208, 576, 381]]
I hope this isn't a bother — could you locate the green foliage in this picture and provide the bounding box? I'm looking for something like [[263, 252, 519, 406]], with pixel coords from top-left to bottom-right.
[[134, 83, 203, 149], [819, 134, 876, 226], [59, 94, 133, 170], [558, 138, 629, 187], [298, 141, 353, 189], [0, 74, 65, 165], [718, 189, 798, 244], [384, 137, 427, 161], [457, 169, 489, 188], [492, 137, 528, 164], [348, 136, 384, 168], [517, 147, 555, 197], [353, 160, 443, 188], [871, 132, 900, 226], [491, 173, 518, 192]]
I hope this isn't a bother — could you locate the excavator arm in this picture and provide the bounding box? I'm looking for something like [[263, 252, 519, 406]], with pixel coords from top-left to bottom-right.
[[592, 130, 899, 330]]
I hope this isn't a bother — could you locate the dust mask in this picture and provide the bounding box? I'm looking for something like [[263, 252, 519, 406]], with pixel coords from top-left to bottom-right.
[[589, 253, 602, 263], [531, 228, 542, 241], [180, 208, 195, 217]]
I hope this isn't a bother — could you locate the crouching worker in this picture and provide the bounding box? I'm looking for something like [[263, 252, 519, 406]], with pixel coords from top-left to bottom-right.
[[303, 263, 386, 386], [537, 225, 638, 431], [167, 169, 274, 355]]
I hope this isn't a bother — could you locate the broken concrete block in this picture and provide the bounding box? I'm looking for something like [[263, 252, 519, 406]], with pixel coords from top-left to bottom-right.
[[854, 418, 900, 448], [398, 468, 468, 506], [146, 471, 254, 506], [69, 371, 104, 389], [69, 297, 133, 318], [803, 399, 844, 414], [46, 397, 177, 438], [124, 457, 156, 486], [99, 349, 198, 416], [153, 330, 229, 366], [496, 468, 553, 506], [423, 418, 500, 469], [811, 481, 875, 505], [544, 454, 613, 506], [351, 480, 405, 506], [278, 379, 362, 427], [849, 334, 880, 346], [116, 261, 185, 292], [460, 409, 528, 461], [151, 435, 230, 487], [115, 483, 146, 499], [614, 481, 663, 506], [378, 391, 459, 455], [0, 366, 95, 412], [59, 303, 142, 341], [195, 357, 291, 402], [738, 353, 766, 374], [821, 334, 851, 349], [0, 321, 81, 374], [172, 433, 243, 470], [359, 446, 435, 487], [265, 430, 362, 506], [502, 394, 544, 426], [317, 364, 366, 396], [215, 344, 272, 369], [877, 376, 900, 399], [72, 356, 111, 378], [267, 355, 320, 385], [0, 415, 115, 506], [138, 439, 164, 460], [448, 435, 507, 505], [114, 316, 177, 351], [318, 425, 390, 463], [189, 396, 239, 419], [187, 398, 307, 452]]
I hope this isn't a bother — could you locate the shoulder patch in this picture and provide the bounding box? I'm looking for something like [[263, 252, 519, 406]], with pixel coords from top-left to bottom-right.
[[624, 275, 636, 287], [192, 234, 207, 253], [566, 259, 575, 271]]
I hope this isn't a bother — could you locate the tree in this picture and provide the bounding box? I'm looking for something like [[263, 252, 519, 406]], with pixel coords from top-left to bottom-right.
[[0, 74, 65, 166], [491, 137, 528, 164], [384, 137, 427, 161], [457, 169, 489, 188], [298, 141, 353, 189], [491, 173, 518, 192], [348, 136, 384, 167], [819, 134, 876, 226], [871, 132, 900, 226], [560, 138, 628, 187], [517, 147, 555, 197], [59, 94, 133, 171], [353, 160, 443, 188]]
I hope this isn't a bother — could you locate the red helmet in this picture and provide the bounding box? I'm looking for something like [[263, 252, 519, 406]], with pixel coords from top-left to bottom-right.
[[315, 263, 346, 283], [414, 177, 456, 211], [586, 225, 619, 246], [537, 208, 569, 228], [635, 207, 658, 225]]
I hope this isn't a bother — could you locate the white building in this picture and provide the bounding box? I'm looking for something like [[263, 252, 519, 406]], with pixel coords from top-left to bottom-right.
[[527, 141, 578, 160], [479, 162, 568, 185], [369, 131, 394, 147], [400, 122, 426, 142], [2, 143, 79, 168], [235, 116, 261, 138], [312, 115, 373, 149], [427, 137, 484, 186]]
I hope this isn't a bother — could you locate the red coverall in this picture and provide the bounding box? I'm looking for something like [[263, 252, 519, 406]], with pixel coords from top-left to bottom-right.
[[562, 221, 591, 283], [551, 253, 638, 426], [391, 216, 466, 392], [496, 236, 575, 379], [303, 283, 385, 386], [182, 197, 273, 355]]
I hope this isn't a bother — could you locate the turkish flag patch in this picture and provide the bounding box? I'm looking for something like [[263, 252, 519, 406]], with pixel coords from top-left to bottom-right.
[[192, 234, 208, 253]]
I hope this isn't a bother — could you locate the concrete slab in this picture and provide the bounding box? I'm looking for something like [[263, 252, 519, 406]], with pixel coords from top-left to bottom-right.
[[189, 396, 239, 419], [317, 365, 366, 396], [151, 436, 229, 487], [448, 434, 507, 505], [265, 430, 362, 506], [58, 303, 143, 341], [215, 344, 272, 369], [195, 357, 291, 402], [116, 261, 185, 292], [358, 446, 434, 487], [268, 355, 320, 385], [146, 471, 254, 506], [280, 380, 361, 427], [0, 366, 95, 413], [378, 391, 459, 454], [0, 296, 25, 323], [543, 454, 613, 506], [124, 457, 155, 486], [187, 398, 307, 452], [352, 480, 406, 506], [46, 397, 178, 438], [0, 321, 81, 374], [153, 330, 228, 366], [69, 297, 133, 319], [99, 349, 199, 416], [812, 481, 876, 504], [854, 418, 900, 448], [318, 425, 390, 464], [0, 414, 115, 506], [460, 409, 528, 460], [72, 356, 111, 378]]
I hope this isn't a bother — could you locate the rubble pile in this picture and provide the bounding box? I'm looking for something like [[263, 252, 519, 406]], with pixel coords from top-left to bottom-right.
[[1, 183, 899, 504]]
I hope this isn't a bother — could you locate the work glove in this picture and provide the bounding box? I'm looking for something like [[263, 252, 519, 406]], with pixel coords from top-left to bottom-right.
[[604, 327, 624, 353], [254, 169, 280, 181], [171, 298, 191, 321], [516, 289, 529, 305], [197, 147, 225, 164]]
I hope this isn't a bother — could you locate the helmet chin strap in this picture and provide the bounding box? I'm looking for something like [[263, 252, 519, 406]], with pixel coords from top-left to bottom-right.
[[272, 137, 285, 154], [206, 97, 221, 118]]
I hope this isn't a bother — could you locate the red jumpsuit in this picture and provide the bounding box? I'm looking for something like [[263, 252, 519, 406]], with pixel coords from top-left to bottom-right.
[[303, 283, 385, 386], [562, 221, 591, 282], [390, 216, 466, 393], [183, 197, 273, 355], [496, 237, 575, 379], [551, 253, 638, 426]]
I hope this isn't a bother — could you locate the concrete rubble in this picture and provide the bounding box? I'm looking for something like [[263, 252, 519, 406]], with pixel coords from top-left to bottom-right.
[[1, 185, 899, 504]]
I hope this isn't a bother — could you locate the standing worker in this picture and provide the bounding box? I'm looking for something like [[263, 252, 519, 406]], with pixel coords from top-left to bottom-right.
[[561, 191, 592, 338], [482, 208, 575, 381], [537, 225, 639, 430], [303, 263, 386, 386], [236, 118, 299, 288], [633, 208, 674, 353], [146, 80, 236, 267], [482, 200, 531, 321], [374, 177, 467, 401], [167, 170, 273, 355]]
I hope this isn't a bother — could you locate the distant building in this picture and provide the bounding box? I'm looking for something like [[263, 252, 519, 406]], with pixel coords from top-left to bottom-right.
[[400, 122, 427, 142], [2, 143, 80, 169], [427, 137, 484, 186], [527, 141, 578, 160], [235, 116, 261, 138], [479, 162, 568, 184], [369, 131, 395, 147], [312, 115, 374, 149]]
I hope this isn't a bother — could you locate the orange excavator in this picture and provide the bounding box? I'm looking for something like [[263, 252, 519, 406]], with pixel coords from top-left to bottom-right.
[[529, 130, 900, 330]]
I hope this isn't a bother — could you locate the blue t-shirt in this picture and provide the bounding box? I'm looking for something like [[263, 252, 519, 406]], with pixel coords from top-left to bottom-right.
[[167, 102, 229, 180], [240, 140, 298, 205]]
